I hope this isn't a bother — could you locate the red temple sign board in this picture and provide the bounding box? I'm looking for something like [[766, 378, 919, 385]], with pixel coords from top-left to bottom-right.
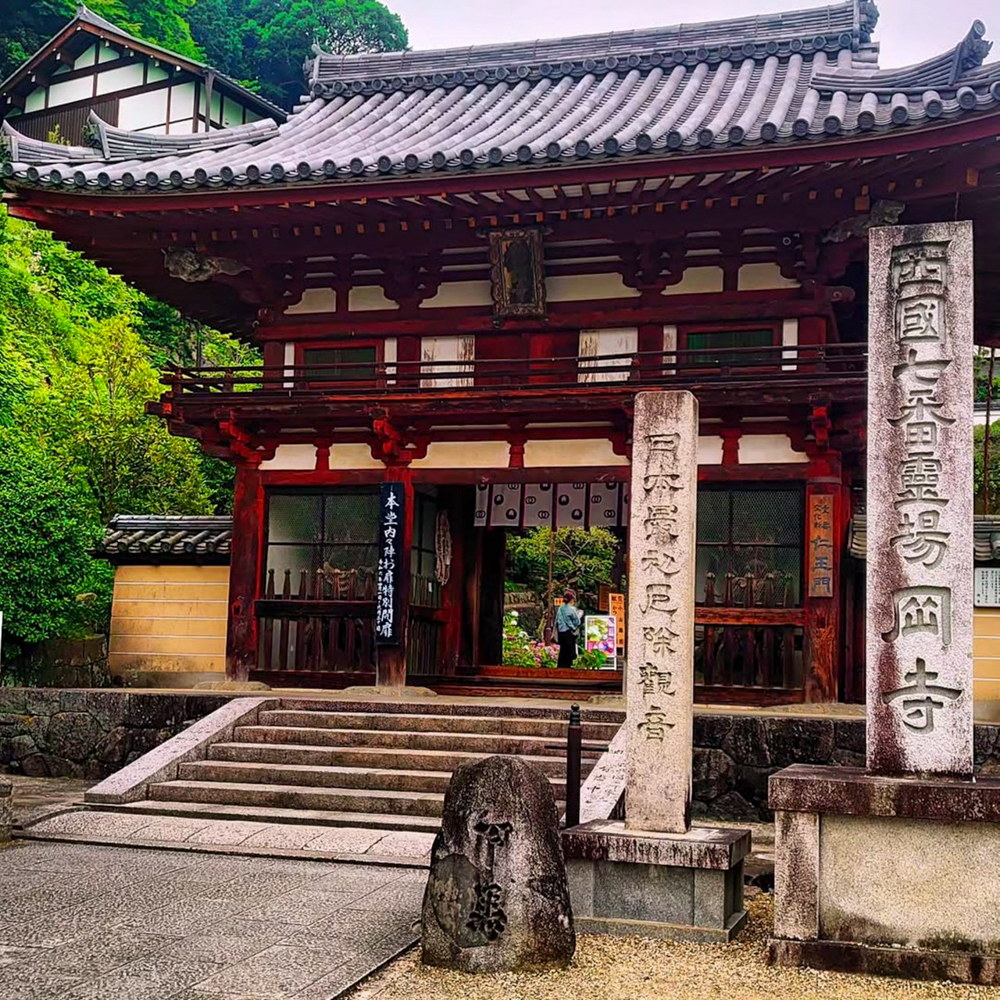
[[808, 495, 835, 599]]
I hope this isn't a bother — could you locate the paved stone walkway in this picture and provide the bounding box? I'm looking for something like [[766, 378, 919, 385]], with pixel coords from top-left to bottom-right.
[[23, 810, 436, 865], [0, 840, 424, 1000]]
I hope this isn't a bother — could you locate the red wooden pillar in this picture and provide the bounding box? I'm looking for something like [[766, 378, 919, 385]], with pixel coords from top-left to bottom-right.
[[226, 459, 264, 682], [802, 452, 846, 703], [637, 322, 663, 380], [376, 468, 414, 688]]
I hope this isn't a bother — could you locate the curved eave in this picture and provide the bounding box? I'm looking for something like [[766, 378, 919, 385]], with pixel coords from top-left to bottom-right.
[[5, 101, 1000, 207]]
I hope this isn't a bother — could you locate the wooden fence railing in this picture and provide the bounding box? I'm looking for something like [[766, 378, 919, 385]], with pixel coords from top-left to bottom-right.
[[695, 570, 804, 695]]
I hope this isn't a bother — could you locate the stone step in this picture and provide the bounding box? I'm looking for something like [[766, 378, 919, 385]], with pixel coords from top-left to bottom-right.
[[233, 725, 574, 757], [257, 709, 618, 742], [208, 742, 593, 779], [280, 698, 624, 725], [148, 779, 447, 818], [178, 759, 569, 798], [89, 799, 441, 833]]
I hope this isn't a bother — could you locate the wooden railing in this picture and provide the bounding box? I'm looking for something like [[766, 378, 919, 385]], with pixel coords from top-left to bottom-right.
[[254, 566, 443, 678], [256, 567, 374, 674], [695, 571, 804, 695], [160, 342, 868, 403]]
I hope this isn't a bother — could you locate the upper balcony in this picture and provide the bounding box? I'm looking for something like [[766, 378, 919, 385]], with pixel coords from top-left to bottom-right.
[[156, 342, 868, 436]]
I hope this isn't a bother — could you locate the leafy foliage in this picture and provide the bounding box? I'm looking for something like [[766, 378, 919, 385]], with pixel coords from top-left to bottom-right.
[[0, 0, 203, 84], [189, 0, 409, 108], [0, 0, 408, 112], [0, 206, 249, 662], [501, 611, 557, 669], [506, 527, 620, 614]]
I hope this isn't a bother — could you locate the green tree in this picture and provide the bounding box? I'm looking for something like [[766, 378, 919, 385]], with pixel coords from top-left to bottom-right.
[[0, 0, 203, 83], [506, 527, 621, 615], [0, 431, 107, 660], [191, 0, 409, 109], [0, 205, 247, 667]]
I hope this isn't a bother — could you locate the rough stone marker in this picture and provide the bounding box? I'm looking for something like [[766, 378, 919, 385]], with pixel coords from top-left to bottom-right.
[[626, 389, 698, 833], [866, 221, 974, 776], [421, 755, 575, 973]]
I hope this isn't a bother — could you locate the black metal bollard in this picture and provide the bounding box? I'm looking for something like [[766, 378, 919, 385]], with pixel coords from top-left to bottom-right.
[[565, 703, 582, 828]]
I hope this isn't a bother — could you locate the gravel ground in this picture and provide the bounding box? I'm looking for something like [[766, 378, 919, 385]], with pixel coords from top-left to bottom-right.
[[349, 895, 994, 1000]]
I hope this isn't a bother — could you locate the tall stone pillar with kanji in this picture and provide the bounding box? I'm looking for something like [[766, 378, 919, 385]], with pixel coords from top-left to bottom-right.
[[866, 222, 974, 776], [624, 391, 698, 833]]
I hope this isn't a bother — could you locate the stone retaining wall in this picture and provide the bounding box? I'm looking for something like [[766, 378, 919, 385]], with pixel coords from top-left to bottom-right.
[[692, 715, 1000, 820], [0, 689, 231, 780], [4, 690, 1000, 821]]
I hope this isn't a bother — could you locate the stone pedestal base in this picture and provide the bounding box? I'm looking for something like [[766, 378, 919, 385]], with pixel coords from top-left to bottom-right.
[[561, 820, 750, 943], [769, 765, 1000, 985]]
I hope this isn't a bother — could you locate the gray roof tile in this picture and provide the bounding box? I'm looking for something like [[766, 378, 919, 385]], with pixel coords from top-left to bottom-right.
[[3, 2, 999, 192], [95, 515, 232, 562]]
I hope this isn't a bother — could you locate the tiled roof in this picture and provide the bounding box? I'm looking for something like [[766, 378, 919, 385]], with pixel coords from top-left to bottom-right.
[[848, 513, 1000, 562], [2, 1, 999, 192], [95, 515, 232, 562]]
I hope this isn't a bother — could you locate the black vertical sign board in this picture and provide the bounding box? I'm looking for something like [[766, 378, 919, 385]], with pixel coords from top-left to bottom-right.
[[376, 482, 404, 645]]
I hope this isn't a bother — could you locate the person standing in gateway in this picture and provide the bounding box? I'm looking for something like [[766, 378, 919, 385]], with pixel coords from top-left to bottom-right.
[[555, 590, 582, 669]]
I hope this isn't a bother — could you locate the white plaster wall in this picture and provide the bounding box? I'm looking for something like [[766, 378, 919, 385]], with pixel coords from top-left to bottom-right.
[[169, 83, 196, 123], [23, 89, 45, 113], [738, 262, 800, 291], [47, 76, 94, 106], [663, 267, 725, 296], [98, 42, 117, 64], [697, 435, 724, 464], [146, 65, 169, 85], [282, 342, 295, 388], [738, 434, 807, 464], [384, 337, 397, 384], [411, 441, 510, 469], [260, 444, 317, 471], [420, 335, 474, 388], [782, 318, 799, 371], [419, 281, 493, 309], [74, 44, 97, 70], [578, 328, 638, 383], [285, 287, 336, 315], [523, 438, 628, 468], [119, 90, 167, 129], [328, 444, 384, 470], [348, 286, 397, 311], [663, 324, 678, 375], [547, 273, 640, 302], [95, 63, 144, 96]]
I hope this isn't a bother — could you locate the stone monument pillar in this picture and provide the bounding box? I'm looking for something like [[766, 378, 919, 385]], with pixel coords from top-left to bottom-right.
[[866, 222, 974, 776], [561, 390, 750, 943], [769, 222, 1000, 985], [625, 390, 697, 834]]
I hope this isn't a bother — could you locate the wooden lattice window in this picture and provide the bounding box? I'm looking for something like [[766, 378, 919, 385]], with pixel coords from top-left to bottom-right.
[[696, 486, 803, 607], [264, 489, 380, 590]]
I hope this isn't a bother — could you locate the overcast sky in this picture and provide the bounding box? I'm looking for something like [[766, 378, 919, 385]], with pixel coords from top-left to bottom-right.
[[385, 0, 995, 69]]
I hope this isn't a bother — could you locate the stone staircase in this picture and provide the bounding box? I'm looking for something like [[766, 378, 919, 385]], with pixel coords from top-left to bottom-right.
[[86, 700, 622, 834]]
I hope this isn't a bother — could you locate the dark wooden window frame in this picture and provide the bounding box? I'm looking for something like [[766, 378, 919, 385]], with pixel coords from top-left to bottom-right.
[[695, 481, 806, 612], [678, 320, 782, 372], [295, 338, 384, 388], [261, 486, 380, 593]]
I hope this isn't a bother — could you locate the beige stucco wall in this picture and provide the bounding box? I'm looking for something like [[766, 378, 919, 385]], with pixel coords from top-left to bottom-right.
[[974, 608, 1000, 714], [108, 565, 227, 683]]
